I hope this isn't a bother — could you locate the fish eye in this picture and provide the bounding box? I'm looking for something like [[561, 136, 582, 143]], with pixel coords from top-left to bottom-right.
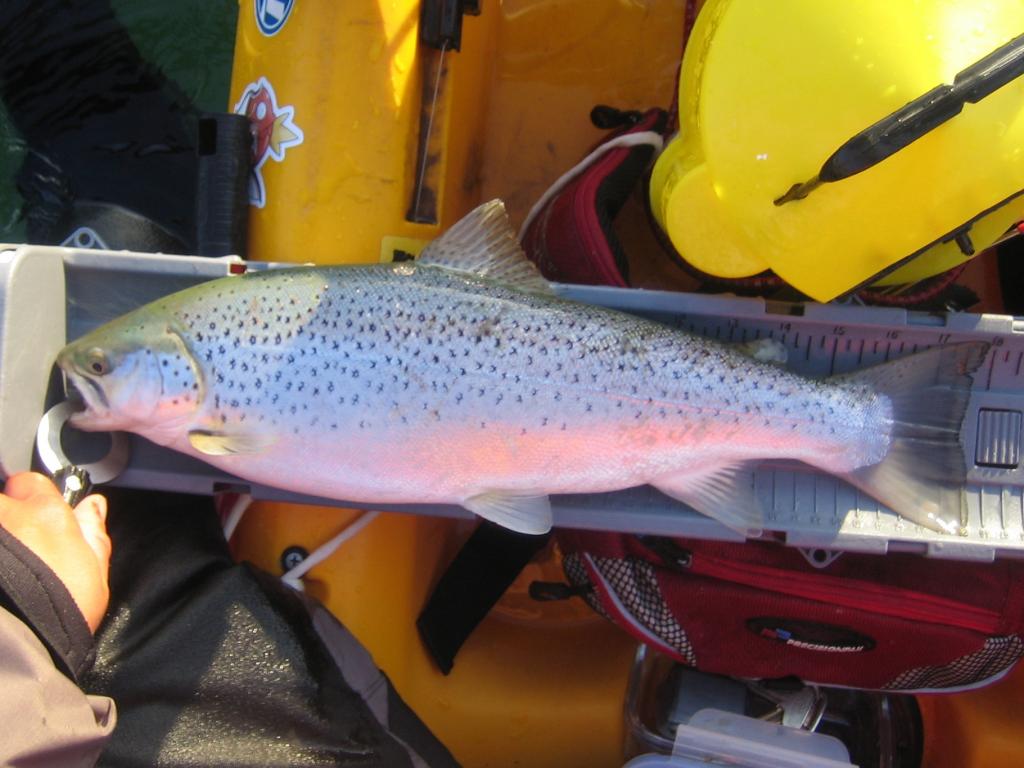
[[86, 347, 110, 376]]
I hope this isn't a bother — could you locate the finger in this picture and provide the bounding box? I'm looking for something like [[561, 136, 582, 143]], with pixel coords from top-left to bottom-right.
[[72, 495, 112, 581], [4, 472, 62, 502]]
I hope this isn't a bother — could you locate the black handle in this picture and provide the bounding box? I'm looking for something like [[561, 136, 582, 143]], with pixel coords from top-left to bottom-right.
[[776, 32, 1024, 204], [824, 32, 1024, 182], [420, 0, 480, 51], [51, 466, 93, 507], [195, 113, 251, 258]]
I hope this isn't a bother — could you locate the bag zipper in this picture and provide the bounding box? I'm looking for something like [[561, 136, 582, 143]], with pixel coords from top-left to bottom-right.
[[638, 538, 1002, 634]]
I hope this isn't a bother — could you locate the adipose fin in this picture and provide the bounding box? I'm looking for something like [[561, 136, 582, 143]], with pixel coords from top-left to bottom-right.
[[735, 338, 788, 365]]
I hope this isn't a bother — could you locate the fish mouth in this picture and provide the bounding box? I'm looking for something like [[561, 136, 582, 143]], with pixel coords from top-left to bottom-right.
[[64, 376, 86, 409], [61, 368, 109, 422]]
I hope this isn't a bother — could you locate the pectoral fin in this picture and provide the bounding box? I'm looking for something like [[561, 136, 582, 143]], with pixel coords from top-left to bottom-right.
[[653, 463, 763, 536], [188, 429, 275, 456], [463, 491, 553, 535]]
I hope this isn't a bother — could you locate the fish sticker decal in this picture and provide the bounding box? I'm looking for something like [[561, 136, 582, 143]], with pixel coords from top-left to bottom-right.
[[57, 201, 987, 537], [233, 76, 304, 208]]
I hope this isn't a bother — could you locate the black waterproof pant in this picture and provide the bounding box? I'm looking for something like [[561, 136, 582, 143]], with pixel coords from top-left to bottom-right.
[[84, 491, 459, 768]]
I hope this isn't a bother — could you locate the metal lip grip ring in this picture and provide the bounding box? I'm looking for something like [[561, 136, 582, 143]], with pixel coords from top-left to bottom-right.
[[36, 401, 131, 484]]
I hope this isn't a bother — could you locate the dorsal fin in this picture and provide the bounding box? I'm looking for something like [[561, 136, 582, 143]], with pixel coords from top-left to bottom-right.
[[418, 200, 553, 294]]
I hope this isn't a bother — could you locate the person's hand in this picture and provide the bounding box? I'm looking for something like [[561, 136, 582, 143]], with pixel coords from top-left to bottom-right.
[[0, 472, 111, 633]]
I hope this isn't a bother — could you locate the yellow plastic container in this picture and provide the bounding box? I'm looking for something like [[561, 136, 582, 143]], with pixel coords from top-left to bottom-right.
[[650, 0, 1024, 301], [228, 2, 686, 765]]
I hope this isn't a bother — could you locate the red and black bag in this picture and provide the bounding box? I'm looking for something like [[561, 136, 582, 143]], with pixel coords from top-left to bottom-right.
[[519, 106, 667, 287], [556, 531, 1024, 692]]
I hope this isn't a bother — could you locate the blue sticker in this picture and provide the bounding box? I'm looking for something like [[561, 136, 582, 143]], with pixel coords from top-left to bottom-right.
[[255, 0, 294, 37]]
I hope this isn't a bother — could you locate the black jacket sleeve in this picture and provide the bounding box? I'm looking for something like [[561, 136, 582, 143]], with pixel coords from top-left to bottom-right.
[[0, 524, 96, 680], [0, 525, 115, 766]]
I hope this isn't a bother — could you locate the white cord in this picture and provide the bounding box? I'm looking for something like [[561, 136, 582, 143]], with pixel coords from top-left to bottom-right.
[[517, 130, 666, 243], [281, 510, 382, 591], [221, 493, 253, 540]]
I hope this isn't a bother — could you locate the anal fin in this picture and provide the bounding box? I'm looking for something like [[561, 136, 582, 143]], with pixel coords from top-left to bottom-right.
[[652, 463, 763, 536], [463, 491, 552, 535]]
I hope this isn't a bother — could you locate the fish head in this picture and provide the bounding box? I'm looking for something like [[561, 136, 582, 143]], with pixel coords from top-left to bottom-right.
[[57, 314, 203, 440]]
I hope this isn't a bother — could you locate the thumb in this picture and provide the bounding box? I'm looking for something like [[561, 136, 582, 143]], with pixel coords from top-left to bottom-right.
[[72, 494, 111, 582]]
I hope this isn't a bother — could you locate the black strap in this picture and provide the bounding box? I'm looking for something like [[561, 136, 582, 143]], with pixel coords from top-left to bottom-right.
[[417, 522, 550, 674]]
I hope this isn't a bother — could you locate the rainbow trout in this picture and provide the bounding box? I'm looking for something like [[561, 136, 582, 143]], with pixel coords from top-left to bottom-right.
[[57, 201, 986, 535]]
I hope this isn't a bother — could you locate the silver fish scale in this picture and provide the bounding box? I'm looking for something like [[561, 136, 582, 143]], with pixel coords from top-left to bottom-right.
[[168, 263, 889, 490]]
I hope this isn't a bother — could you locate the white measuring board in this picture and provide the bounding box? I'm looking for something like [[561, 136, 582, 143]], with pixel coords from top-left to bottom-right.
[[1, 245, 1021, 560], [558, 285, 1024, 560]]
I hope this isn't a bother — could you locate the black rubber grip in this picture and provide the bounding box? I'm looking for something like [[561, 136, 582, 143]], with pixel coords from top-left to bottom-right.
[[820, 32, 1024, 183], [195, 113, 251, 258]]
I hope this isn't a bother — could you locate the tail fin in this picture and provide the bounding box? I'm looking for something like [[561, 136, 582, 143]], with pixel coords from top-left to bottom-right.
[[835, 341, 989, 534]]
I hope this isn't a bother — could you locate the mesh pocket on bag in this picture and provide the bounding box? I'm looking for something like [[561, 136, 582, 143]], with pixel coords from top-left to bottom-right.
[[883, 635, 1024, 691], [565, 552, 697, 666]]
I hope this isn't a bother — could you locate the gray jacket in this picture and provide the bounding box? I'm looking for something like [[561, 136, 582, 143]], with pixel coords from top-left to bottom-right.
[[0, 607, 114, 766]]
